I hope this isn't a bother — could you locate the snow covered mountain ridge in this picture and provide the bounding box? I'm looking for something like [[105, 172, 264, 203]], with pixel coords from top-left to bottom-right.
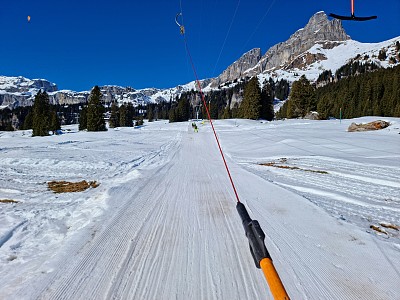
[[211, 11, 399, 88], [1, 11, 399, 109], [211, 11, 350, 87]]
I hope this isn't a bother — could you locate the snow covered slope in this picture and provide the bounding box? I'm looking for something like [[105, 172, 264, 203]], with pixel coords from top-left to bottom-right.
[[257, 36, 400, 85], [1, 117, 399, 299]]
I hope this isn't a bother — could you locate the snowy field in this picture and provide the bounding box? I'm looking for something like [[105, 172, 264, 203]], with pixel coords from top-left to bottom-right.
[[0, 117, 399, 299]]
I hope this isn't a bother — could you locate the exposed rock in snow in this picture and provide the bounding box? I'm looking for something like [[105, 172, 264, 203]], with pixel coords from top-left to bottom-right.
[[348, 120, 391, 132]]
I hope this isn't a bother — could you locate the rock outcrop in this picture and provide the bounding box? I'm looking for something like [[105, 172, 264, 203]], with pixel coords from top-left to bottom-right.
[[212, 48, 261, 87], [257, 12, 350, 73], [0, 78, 154, 108], [348, 120, 390, 132], [0, 76, 58, 93], [0, 76, 59, 108], [210, 11, 350, 86]]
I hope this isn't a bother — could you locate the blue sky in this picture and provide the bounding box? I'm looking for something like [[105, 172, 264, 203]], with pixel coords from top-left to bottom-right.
[[1, 0, 399, 91]]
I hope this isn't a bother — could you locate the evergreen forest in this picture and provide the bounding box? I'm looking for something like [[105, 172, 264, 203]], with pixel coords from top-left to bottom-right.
[[277, 64, 400, 119]]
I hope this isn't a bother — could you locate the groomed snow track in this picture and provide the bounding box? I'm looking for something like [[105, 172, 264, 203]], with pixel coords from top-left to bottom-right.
[[7, 121, 400, 299]]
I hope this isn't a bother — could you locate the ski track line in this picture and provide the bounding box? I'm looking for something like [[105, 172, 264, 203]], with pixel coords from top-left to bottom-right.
[[223, 124, 399, 165], [27, 126, 268, 300], [245, 200, 343, 299], [27, 134, 182, 300], [243, 183, 398, 300], [105, 129, 266, 299], [218, 133, 347, 298], [215, 126, 400, 299], [277, 183, 400, 214], [7, 122, 399, 300], [276, 167, 398, 206], [40, 176, 169, 299], [247, 156, 400, 224], [234, 148, 399, 238], [0, 220, 28, 249], [216, 197, 262, 299]]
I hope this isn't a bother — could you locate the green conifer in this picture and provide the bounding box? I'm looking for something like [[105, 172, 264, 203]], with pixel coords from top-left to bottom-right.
[[176, 97, 190, 121], [109, 102, 120, 128], [169, 107, 177, 123], [49, 111, 61, 134], [23, 111, 33, 130], [86, 86, 107, 131], [119, 104, 127, 126], [79, 106, 88, 130], [126, 103, 134, 126], [241, 77, 261, 119], [147, 105, 154, 122], [288, 75, 316, 118], [222, 106, 231, 119], [261, 83, 274, 121], [32, 91, 51, 136]]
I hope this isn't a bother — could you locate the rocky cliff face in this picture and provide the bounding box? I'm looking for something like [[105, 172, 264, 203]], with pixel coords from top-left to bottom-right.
[[256, 12, 350, 73], [210, 11, 350, 85], [212, 48, 261, 87], [0, 77, 154, 109], [0, 76, 58, 93], [0, 76, 59, 109]]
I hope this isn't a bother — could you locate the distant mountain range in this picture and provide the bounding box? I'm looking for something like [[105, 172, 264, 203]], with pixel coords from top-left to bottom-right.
[[1, 11, 399, 110]]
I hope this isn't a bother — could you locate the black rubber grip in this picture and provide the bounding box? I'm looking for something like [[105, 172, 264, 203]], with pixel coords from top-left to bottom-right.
[[236, 202, 271, 268]]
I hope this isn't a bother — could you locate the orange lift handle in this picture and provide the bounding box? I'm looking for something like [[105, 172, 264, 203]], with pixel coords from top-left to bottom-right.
[[260, 258, 290, 300]]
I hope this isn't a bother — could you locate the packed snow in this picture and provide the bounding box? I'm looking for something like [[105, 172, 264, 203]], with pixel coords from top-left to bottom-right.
[[0, 117, 399, 299]]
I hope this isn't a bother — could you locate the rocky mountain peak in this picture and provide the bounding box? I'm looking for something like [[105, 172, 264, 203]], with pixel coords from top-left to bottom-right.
[[256, 11, 350, 73], [305, 11, 334, 33], [212, 48, 261, 87], [0, 76, 58, 93], [301, 11, 350, 44], [210, 11, 351, 86]]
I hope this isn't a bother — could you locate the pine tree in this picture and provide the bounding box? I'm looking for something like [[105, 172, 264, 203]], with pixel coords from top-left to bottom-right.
[[176, 97, 190, 121], [119, 104, 127, 126], [275, 79, 290, 100], [147, 105, 154, 122], [169, 107, 177, 123], [79, 106, 88, 130], [209, 101, 218, 119], [32, 91, 51, 136], [222, 106, 231, 119], [276, 100, 288, 119], [126, 103, 134, 126], [86, 86, 107, 131], [394, 103, 400, 117], [23, 111, 33, 130], [240, 77, 261, 119], [261, 83, 274, 121], [287, 75, 315, 118], [49, 111, 61, 134], [109, 102, 120, 128]]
